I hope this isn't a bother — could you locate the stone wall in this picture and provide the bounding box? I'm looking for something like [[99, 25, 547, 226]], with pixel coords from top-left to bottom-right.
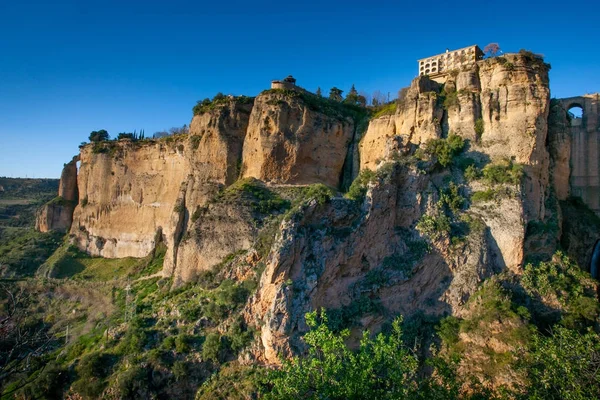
[[559, 94, 600, 215]]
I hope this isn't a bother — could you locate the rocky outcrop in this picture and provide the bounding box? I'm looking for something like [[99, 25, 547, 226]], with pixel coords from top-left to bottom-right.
[[360, 54, 551, 273], [241, 91, 355, 187], [36, 156, 79, 232], [245, 166, 498, 364], [70, 99, 252, 260]]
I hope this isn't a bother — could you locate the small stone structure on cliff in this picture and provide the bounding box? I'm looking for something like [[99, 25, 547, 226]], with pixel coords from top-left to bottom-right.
[[418, 45, 484, 83], [271, 75, 297, 90]]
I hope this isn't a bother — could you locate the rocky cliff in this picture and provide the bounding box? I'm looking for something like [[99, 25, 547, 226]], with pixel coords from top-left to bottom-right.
[[37, 52, 596, 367], [36, 156, 79, 232]]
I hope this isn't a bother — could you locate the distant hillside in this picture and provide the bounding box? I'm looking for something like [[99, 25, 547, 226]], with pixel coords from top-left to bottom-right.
[[0, 177, 59, 228], [0, 177, 61, 278]]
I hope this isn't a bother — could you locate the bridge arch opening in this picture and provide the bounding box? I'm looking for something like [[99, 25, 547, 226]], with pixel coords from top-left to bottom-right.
[[567, 103, 584, 126]]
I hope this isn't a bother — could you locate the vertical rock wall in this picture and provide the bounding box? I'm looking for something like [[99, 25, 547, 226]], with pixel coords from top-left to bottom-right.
[[35, 156, 79, 232]]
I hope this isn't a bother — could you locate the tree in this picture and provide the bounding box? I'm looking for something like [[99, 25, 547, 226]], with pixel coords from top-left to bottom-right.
[[264, 310, 418, 400], [372, 90, 387, 107], [117, 133, 135, 140], [524, 327, 600, 399], [359, 90, 371, 106], [88, 129, 109, 142], [329, 87, 343, 102], [344, 84, 360, 106], [357, 95, 367, 107], [483, 43, 501, 58], [316, 87, 322, 97], [212, 92, 226, 102], [169, 125, 189, 136]]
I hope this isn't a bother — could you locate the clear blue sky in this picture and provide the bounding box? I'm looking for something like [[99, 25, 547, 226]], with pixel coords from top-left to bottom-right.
[[1, 0, 598, 178]]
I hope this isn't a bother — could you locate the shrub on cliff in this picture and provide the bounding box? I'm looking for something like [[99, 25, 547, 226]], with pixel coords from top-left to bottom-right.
[[263, 310, 418, 400], [418, 134, 465, 168], [523, 326, 600, 399], [345, 169, 377, 202], [88, 129, 109, 142], [481, 159, 523, 186], [522, 252, 599, 328]]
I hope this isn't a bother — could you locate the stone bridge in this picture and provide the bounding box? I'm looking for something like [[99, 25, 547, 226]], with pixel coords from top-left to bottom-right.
[[558, 93, 600, 215]]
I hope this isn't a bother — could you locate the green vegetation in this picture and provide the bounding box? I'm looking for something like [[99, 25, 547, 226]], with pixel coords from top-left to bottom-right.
[[522, 252, 599, 328], [474, 118, 484, 140], [0, 177, 58, 228], [442, 88, 459, 109], [88, 129, 109, 142], [0, 178, 63, 277], [0, 229, 63, 277], [215, 178, 290, 215], [416, 213, 451, 241], [417, 182, 469, 243], [345, 169, 377, 202], [264, 310, 418, 400], [463, 164, 480, 181], [481, 158, 523, 186], [372, 102, 397, 118], [193, 94, 254, 115], [417, 134, 465, 168], [263, 88, 366, 122], [471, 188, 497, 203], [524, 326, 600, 399]]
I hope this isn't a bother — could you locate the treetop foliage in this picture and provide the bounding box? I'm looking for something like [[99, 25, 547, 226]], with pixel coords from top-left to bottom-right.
[[88, 129, 109, 142]]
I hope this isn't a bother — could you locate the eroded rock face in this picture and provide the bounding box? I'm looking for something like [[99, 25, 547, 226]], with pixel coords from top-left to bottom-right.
[[547, 101, 571, 201], [241, 92, 355, 187], [70, 99, 252, 260], [245, 166, 498, 364], [360, 54, 551, 272], [36, 156, 79, 232], [172, 199, 259, 286]]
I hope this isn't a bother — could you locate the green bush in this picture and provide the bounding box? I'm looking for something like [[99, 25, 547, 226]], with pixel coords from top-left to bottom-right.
[[190, 134, 201, 149], [522, 252, 599, 327], [443, 90, 459, 109], [471, 189, 496, 203], [416, 214, 451, 241], [303, 184, 334, 205], [474, 118, 484, 140], [264, 310, 418, 400], [481, 159, 523, 186], [202, 333, 223, 363], [172, 360, 188, 381], [421, 134, 465, 168], [217, 178, 290, 215], [72, 352, 114, 398], [345, 169, 377, 202], [464, 164, 481, 181], [228, 318, 254, 353], [175, 334, 191, 353], [525, 327, 600, 399], [114, 366, 149, 399], [439, 182, 465, 214]]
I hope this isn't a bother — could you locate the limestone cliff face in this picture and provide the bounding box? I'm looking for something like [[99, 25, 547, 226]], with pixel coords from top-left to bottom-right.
[[40, 52, 591, 369], [360, 54, 551, 273], [241, 91, 355, 187], [245, 166, 498, 363], [36, 156, 79, 232], [70, 99, 252, 261], [548, 100, 571, 201]]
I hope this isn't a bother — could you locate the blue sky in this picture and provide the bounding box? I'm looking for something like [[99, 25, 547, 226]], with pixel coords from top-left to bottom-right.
[[1, 0, 598, 178]]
